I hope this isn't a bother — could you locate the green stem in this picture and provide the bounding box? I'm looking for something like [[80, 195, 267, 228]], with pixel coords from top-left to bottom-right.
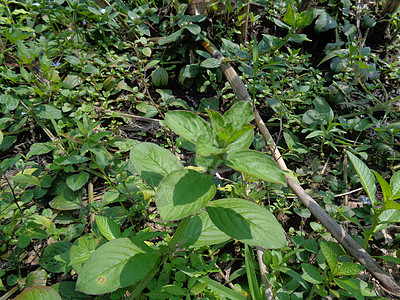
[[362, 209, 382, 249]]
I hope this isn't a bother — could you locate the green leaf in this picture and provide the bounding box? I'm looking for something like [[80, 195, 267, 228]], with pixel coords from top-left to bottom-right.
[[315, 10, 337, 32], [66, 172, 89, 191], [372, 170, 392, 202], [200, 58, 221, 68], [224, 150, 286, 185], [178, 266, 247, 300], [158, 28, 184, 45], [15, 286, 61, 300], [179, 211, 230, 248], [228, 129, 254, 151], [12, 173, 41, 187], [334, 278, 376, 297], [379, 209, 400, 224], [206, 109, 225, 133], [185, 23, 201, 35], [301, 263, 324, 284], [245, 245, 263, 300], [196, 134, 224, 157], [223, 101, 254, 130], [284, 7, 296, 27], [346, 151, 377, 206], [390, 171, 400, 200], [206, 198, 286, 249], [95, 215, 121, 241], [33, 104, 63, 119], [82, 64, 99, 74], [297, 10, 314, 28], [165, 110, 212, 145], [51, 282, 89, 299], [59, 155, 89, 165], [130, 142, 183, 187], [76, 238, 161, 295], [26, 142, 55, 159], [334, 262, 364, 276], [39, 241, 72, 273], [25, 269, 47, 288], [320, 241, 338, 272], [156, 169, 216, 221], [70, 234, 104, 274]]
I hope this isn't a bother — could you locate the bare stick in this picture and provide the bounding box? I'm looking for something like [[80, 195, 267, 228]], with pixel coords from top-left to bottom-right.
[[199, 39, 400, 297]]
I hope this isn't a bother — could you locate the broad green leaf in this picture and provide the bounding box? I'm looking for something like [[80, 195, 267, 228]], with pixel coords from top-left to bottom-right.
[[372, 170, 392, 202], [228, 129, 254, 151], [297, 10, 314, 28], [224, 150, 286, 185], [334, 262, 364, 276], [156, 169, 216, 221], [185, 23, 201, 35], [130, 142, 183, 187], [320, 241, 338, 272], [26, 142, 55, 159], [346, 151, 377, 206], [159, 28, 184, 45], [51, 282, 88, 299], [179, 211, 230, 248], [206, 198, 286, 249], [66, 172, 89, 191], [33, 104, 63, 119], [245, 245, 263, 300], [12, 173, 40, 187], [315, 10, 337, 32], [206, 109, 224, 133], [95, 215, 121, 241], [284, 7, 296, 27], [301, 263, 324, 284], [334, 278, 376, 297], [76, 238, 161, 295], [196, 134, 224, 157], [178, 266, 247, 300], [70, 234, 104, 274], [223, 101, 254, 130], [379, 209, 400, 224], [39, 241, 72, 273], [82, 64, 98, 74], [165, 111, 212, 144], [280, 267, 310, 290], [225, 124, 254, 147], [15, 286, 61, 300], [59, 155, 89, 165], [200, 58, 221, 68], [390, 171, 400, 200]]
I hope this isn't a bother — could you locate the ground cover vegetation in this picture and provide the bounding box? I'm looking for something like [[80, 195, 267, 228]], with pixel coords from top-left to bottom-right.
[[1, 0, 400, 298]]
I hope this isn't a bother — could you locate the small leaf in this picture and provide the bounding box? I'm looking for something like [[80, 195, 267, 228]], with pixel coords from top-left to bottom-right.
[[223, 101, 254, 130], [95, 215, 121, 241], [76, 238, 161, 295], [315, 11, 337, 32], [334, 278, 376, 297], [26, 142, 55, 159], [390, 171, 400, 200], [200, 58, 221, 68], [34, 104, 63, 119], [206, 198, 286, 249], [12, 173, 41, 187], [346, 151, 377, 206], [66, 172, 89, 191], [334, 262, 364, 276], [156, 169, 216, 221], [284, 7, 296, 27], [15, 286, 61, 300], [39, 241, 72, 273], [224, 150, 286, 185], [69, 234, 104, 274], [372, 170, 392, 202], [301, 263, 324, 284], [130, 142, 183, 187], [196, 134, 224, 157], [245, 245, 263, 300], [320, 241, 338, 272], [159, 28, 184, 45]]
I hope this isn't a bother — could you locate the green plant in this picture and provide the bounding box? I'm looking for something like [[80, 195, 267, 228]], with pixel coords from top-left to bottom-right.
[[347, 151, 400, 250]]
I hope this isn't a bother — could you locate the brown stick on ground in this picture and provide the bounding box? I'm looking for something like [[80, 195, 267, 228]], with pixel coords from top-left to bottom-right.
[[199, 39, 400, 297]]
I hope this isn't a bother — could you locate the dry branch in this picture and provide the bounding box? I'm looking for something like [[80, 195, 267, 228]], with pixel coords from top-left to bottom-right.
[[199, 40, 400, 297]]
